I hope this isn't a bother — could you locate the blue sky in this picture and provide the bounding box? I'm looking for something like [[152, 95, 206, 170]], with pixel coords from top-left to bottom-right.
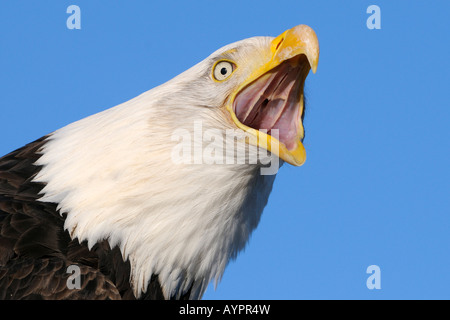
[[0, 1, 449, 299]]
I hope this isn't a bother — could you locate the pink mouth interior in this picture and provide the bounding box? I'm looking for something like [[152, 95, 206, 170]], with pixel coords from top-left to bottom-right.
[[233, 55, 310, 151]]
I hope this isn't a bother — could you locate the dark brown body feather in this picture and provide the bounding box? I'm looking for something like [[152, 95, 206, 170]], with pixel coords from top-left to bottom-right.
[[0, 137, 190, 300]]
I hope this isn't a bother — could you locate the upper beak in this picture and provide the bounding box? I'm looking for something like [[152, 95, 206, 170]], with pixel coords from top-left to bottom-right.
[[226, 24, 319, 166], [270, 25, 319, 74]]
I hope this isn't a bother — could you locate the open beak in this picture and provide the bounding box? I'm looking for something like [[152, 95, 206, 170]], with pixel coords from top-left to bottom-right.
[[226, 25, 319, 166]]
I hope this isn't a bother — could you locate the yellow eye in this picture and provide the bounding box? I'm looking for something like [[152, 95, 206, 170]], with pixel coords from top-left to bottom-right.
[[213, 61, 235, 81]]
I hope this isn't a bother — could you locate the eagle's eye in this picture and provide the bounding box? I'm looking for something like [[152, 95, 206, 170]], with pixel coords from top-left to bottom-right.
[[213, 61, 235, 81]]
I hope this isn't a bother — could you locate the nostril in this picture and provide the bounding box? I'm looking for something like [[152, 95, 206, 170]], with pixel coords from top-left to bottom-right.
[[275, 38, 284, 51]]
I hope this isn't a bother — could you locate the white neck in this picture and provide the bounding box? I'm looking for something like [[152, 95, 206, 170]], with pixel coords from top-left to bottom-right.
[[33, 82, 279, 299]]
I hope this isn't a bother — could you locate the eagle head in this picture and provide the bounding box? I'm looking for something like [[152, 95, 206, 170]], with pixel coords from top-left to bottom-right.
[[33, 25, 319, 299]]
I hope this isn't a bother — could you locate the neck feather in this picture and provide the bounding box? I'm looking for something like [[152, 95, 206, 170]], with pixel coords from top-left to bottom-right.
[[33, 87, 278, 299]]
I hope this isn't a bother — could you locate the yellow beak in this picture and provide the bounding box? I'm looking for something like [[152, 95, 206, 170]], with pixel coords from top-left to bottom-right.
[[226, 24, 319, 166]]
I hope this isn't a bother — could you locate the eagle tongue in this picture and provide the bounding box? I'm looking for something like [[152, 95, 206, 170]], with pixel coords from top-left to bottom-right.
[[234, 61, 302, 150], [234, 73, 275, 124]]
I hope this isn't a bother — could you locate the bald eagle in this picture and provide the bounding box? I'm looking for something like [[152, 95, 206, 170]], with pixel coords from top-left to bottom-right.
[[0, 25, 319, 300]]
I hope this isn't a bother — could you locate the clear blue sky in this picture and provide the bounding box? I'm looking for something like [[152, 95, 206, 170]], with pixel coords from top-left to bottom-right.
[[1, 1, 449, 299]]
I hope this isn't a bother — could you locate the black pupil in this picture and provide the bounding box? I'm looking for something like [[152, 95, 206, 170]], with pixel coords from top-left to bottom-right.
[[220, 67, 228, 75]]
